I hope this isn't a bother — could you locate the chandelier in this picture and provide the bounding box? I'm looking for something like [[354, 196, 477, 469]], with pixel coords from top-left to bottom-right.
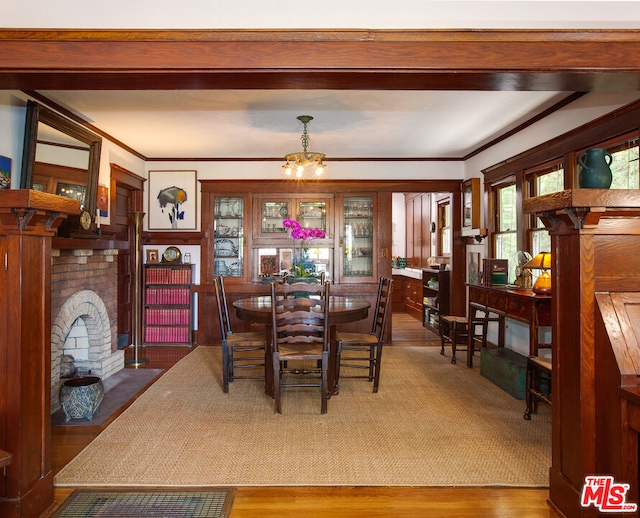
[[282, 115, 326, 178]]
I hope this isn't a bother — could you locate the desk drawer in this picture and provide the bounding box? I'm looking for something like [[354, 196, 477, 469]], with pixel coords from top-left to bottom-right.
[[506, 298, 532, 320], [486, 292, 507, 312]]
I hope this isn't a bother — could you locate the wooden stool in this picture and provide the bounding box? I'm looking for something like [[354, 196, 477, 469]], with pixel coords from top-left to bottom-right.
[[524, 355, 552, 420], [440, 315, 469, 364], [467, 303, 506, 368]]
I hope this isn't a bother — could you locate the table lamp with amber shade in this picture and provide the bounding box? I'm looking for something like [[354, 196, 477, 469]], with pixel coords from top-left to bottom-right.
[[523, 252, 552, 294]]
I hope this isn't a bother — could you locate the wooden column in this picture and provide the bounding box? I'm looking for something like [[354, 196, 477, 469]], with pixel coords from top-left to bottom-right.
[[0, 190, 78, 518], [524, 189, 640, 518]]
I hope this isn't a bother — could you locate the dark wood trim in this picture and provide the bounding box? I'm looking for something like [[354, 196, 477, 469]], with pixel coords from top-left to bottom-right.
[[148, 157, 464, 162], [199, 179, 462, 194], [109, 163, 145, 190], [1, 30, 639, 92], [463, 92, 588, 161], [143, 232, 204, 245]]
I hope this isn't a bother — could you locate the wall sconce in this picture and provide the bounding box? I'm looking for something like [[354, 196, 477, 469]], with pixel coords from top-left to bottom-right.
[[523, 252, 552, 294]]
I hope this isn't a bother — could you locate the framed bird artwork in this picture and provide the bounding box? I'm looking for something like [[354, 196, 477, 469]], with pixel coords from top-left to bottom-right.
[[148, 170, 198, 230]]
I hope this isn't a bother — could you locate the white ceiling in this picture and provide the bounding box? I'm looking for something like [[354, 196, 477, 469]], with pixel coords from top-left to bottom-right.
[[15, 1, 640, 161], [6, 1, 640, 30], [38, 89, 572, 160]]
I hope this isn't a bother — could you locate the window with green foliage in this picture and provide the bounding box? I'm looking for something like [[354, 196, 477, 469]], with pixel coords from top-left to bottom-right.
[[527, 162, 564, 256], [493, 182, 518, 277], [607, 135, 639, 189]]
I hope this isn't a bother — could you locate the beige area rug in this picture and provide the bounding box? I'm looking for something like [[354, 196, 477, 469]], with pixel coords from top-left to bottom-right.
[[55, 346, 551, 488]]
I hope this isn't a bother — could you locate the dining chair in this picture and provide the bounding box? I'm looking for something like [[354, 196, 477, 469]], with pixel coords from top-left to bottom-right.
[[214, 275, 266, 393], [270, 280, 330, 414], [335, 277, 393, 393]]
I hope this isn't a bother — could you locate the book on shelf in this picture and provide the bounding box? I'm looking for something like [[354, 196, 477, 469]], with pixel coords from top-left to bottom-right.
[[145, 287, 191, 305], [145, 265, 192, 285], [482, 258, 509, 287], [145, 308, 190, 325], [144, 326, 190, 344]]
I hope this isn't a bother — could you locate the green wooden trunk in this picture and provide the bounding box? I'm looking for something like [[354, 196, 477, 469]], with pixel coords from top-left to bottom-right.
[[480, 347, 527, 400]]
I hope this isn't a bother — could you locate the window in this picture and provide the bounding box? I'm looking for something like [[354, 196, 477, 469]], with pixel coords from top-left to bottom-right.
[[438, 201, 451, 255], [493, 182, 517, 257], [607, 135, 639, 189], [527, 161, 564, 256]]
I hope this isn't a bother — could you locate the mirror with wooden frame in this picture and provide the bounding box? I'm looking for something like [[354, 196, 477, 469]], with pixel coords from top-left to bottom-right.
[[20, 100, 102, 233]]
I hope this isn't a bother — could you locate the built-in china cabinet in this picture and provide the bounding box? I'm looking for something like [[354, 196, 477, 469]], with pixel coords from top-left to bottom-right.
[[252, 193, 335, 282], [196, 180, 464, 346]]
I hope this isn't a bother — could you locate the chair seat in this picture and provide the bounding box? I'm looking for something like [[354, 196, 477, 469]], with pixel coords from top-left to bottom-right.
[[226, 332, 265, 345], [336, 332, 378, 345], [277, 344, 324, 359], [441, 315, 468, 326], [529, 356, 552, 371]]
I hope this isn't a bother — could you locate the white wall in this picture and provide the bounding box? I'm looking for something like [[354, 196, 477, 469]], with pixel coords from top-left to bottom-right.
[[0, 92, 28, 189]]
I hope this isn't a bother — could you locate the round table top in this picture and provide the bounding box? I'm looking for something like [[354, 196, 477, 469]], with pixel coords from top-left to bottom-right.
[[232, 295, 370, 325]]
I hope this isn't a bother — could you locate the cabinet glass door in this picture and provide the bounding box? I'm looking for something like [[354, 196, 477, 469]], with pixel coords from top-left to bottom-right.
[[260, 201, 289, 234], [343, 196, 373, 278], [214, 196, 244, 277], [299, 201, 327, 233]]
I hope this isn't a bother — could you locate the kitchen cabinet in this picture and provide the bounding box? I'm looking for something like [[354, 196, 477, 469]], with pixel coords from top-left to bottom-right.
[[405, 192, 435, 269], [403, 277, 423, 321]]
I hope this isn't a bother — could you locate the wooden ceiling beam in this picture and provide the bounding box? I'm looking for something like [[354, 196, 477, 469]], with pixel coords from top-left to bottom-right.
[[0, 29, 639, 91]]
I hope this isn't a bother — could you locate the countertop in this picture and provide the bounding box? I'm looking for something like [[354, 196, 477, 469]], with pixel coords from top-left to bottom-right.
[[392, 268, 423, 279]]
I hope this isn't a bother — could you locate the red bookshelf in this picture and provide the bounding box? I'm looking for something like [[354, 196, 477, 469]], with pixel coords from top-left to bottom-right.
[[143, 263, 193, 346]]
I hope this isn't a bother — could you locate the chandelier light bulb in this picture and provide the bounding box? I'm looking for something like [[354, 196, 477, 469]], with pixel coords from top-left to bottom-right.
[[283, 161, 292, 175]]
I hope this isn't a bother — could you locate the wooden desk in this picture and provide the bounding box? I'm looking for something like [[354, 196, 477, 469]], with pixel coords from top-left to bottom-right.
[[467, 284, 551, 357], [233, 295, 370, 397]]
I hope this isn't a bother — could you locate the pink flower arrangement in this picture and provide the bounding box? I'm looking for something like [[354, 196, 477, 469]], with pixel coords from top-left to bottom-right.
[[282, 218, 326, 241]]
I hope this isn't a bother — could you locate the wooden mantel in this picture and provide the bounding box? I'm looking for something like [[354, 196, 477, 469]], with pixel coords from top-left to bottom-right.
[[0, 190, 78, 518], [524, 188, 640, 518], [0, 189, 79, 233]]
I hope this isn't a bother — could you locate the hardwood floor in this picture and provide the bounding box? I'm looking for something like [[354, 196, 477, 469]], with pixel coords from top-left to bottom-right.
[[49, 316, 559, 517]]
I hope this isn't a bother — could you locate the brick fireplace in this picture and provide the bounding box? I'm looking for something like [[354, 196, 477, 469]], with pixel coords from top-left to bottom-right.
[[50, 246, 125, 412]]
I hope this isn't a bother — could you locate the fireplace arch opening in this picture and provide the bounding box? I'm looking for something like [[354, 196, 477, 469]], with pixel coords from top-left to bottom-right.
[[51, 289, 124, 412]]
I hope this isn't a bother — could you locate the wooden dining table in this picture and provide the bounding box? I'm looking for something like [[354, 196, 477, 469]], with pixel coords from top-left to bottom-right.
[[232, 295, 371, 397]]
